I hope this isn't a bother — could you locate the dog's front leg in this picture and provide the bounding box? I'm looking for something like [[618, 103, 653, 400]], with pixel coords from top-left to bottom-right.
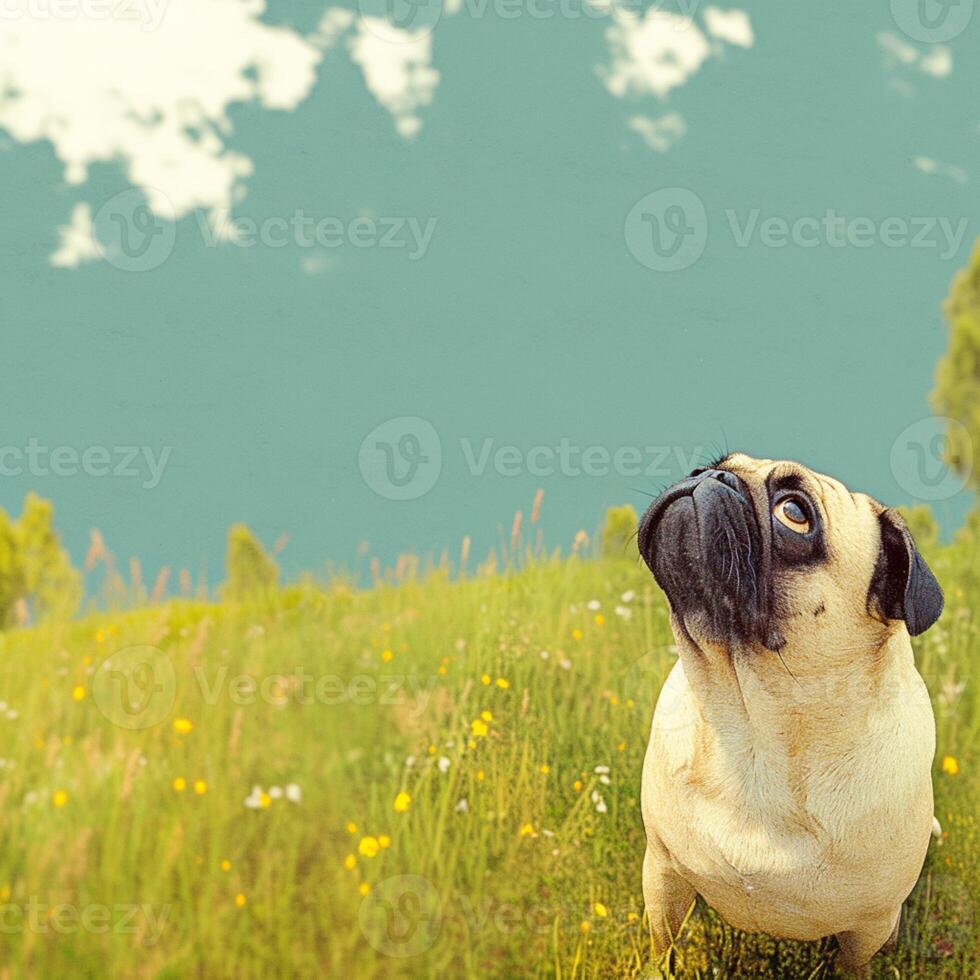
[[834, 906, 902, 978], [642, 840, 696, 958]]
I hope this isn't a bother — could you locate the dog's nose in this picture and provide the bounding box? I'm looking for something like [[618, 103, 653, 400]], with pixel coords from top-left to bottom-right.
[[692, 468, 743, 493]]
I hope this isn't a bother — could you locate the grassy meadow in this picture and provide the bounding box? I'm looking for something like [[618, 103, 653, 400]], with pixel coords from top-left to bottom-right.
[[0, 537, 976, 978]]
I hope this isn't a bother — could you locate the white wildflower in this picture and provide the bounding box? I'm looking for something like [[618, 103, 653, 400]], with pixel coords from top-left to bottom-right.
[[243, 786, 265, 809]]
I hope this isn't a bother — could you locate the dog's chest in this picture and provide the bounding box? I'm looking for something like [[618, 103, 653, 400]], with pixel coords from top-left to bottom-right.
[[653, 759, 930, 939], [642, 673, 935, 939]]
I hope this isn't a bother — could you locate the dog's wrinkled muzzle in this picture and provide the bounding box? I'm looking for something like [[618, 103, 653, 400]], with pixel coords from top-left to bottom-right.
[[638, 469, 776, 649]]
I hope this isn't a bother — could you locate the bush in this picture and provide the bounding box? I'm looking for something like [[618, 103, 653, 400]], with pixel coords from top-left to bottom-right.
[[600, 504, 639, 560], [222, 524, 278, 600], [15, 492, 81, 622], [0, 510, 25, 628]]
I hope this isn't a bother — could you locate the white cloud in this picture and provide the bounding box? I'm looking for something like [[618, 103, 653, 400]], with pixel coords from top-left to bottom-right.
[[313, 8, 356, 49], [50, 203, 101, 268], [913, 156, 968, 184], [300, 253, 337, 276], [628, 112, 686, 152], [0, 0, 344, 266], [600, 9, 712, 99], [919, 46, 953, 78], [703, 7, 754, 48], [877, 32, 953, 79], [347, 19, 440, 139]]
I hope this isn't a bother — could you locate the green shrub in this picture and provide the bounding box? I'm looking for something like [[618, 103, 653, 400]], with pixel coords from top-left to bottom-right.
[[222, 523, 278, 600], [15, 491, 81, 622], [600, 503, 639, 560]]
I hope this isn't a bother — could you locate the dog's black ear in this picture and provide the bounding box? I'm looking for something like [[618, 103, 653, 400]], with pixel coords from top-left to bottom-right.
[[869, 509, 944, 636]]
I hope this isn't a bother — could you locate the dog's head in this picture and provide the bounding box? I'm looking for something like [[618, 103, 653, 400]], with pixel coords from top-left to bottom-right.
[[637, 453, 943, 661]]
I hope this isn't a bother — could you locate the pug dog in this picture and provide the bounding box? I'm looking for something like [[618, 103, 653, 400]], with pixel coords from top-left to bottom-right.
[[637, 453, 943, 976]]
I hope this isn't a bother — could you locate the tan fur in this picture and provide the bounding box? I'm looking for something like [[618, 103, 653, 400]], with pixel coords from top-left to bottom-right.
[[640, 454, 936, 975]]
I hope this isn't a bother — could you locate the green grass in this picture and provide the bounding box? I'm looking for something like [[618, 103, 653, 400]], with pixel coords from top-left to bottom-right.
[[0, 543, 975, 978]]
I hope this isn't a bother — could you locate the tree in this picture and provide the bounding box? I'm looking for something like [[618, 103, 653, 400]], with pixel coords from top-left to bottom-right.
[[600, 504, 640, 560], [0, 510, 25, 628], [14, 492, 81, 622], [223, 524, 278, 600], [932, 239, 980, 484]]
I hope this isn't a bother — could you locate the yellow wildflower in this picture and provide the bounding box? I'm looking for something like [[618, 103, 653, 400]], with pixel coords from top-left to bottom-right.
[[359, 882, 371, 896], [480, 710, 493, 722], [346, 821, 358, 834], [539, 764, 550, 774], [359, 837, 380, 858], [52, 789, 68, 808], [518, 822, 535, 838], [471, 718, 488, 738], [572, 628, 583, 641], [476, 770, 485, 781], [234, 893, 246, 908], [194, 779, 208, 795], [381, 649, 393, 663], [495, 678, 510, 689], [594, 614, 605, 626], [378, 834, 391, 849], [942, 755, 959, 776], [594, 902, 608, 918], [481, 674, 491, 685], [172, 777, 186, 793], [344, 854, 357, 870], [71, 685, 86, 702], [580, 921, 590, 933], [173, 718, 193, 735], [220, 860, 231, 872], [393, 791, 412, 813]]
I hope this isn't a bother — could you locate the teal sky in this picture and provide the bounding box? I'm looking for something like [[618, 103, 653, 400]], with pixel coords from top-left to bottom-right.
[[0, 1, 976, 587]]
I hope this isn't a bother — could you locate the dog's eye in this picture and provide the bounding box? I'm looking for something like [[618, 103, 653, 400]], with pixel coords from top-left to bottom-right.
[[774, 497, 811, 534]]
